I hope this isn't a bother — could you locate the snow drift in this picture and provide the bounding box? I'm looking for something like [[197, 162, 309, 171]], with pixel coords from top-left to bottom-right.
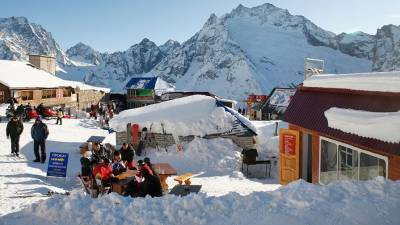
[[324, 107, 400, 143], [2, 178, 400, 225], [109, 95, 237, 136]]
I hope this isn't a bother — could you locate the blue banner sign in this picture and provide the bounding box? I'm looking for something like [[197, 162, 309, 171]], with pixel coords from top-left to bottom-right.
[[47, 152, 69, 178]]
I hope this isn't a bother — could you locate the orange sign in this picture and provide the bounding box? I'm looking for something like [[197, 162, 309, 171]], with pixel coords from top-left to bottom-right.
[[132, 124, 139, 145]]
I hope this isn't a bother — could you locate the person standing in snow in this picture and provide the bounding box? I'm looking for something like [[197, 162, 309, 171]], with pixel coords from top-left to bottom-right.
[[6, 115, 24, 157], [56, 107, 64, 125], [31, 117, 49, 163]]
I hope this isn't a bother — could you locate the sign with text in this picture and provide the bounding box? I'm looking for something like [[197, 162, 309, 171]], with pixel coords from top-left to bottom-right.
[[283, 134, 296, 155], [47, 152, 69, 178]]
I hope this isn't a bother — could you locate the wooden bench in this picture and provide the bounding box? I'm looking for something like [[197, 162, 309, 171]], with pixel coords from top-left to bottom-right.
[[241, 149, 274, 177], [174, 173, 193, 185]]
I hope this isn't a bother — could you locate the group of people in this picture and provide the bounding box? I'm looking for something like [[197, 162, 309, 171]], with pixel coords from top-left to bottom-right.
[[90, 102, 119, 127], [6, 115, 49, 162], [80, 142, 163, 198]]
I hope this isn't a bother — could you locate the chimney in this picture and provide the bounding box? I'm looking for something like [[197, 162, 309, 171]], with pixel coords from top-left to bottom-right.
[[28, 54, 56, 75], [304, 58, 324, 80]]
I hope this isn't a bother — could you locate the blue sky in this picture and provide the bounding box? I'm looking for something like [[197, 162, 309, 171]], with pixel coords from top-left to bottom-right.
[[1, 0, 399, 52]]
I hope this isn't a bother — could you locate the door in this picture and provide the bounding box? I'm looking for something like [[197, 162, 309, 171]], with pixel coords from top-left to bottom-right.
[[279, 129, 300, 185], [301, 133, 313, 182]]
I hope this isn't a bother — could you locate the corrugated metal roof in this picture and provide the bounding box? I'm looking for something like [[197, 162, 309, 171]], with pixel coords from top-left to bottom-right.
[[284, 87, 400, 155], [125, 77, 157, 89]]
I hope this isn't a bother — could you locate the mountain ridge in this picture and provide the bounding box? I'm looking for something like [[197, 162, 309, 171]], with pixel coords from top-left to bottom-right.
[[0, 3, 398, 100]]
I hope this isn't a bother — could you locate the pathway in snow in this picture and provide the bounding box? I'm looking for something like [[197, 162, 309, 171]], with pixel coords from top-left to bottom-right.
[[0, 118, 114, 216]]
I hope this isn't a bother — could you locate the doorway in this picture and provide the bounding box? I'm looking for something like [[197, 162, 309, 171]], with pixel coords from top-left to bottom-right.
[[301, 133, 313, 182]]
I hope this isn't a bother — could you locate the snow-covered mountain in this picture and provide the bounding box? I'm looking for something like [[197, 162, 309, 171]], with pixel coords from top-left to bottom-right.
[[0, 16, 70, 64], [66, 42, 103, 65], [150, 3, 372, 99], [0, 3, 399, 100]]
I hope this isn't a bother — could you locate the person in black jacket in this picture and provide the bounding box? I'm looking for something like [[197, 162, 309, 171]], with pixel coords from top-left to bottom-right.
[[119, 143, 135, 169], [138, 165, 163, 198], [31, 117, 49, 163], [6, 115, 24, 157]]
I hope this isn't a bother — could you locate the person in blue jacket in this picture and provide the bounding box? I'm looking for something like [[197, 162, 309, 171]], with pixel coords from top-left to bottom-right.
[[31, 117, 49, 163]]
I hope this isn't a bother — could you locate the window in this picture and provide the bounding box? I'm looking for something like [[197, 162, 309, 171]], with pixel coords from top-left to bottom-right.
[[0, 91, 5, 102], [42, 89, 56, 99], [320, 140, 338, 185], [339, 146, 358, 180], [19, 91, 33, 101], [319, 137, 387, 184], [359, 153, 386, 180], [63, 89, 71, 97]]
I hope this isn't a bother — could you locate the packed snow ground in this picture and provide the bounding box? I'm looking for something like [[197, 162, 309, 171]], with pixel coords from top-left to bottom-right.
[[1, 118, 400, 225], [0, 118, 280, 217]]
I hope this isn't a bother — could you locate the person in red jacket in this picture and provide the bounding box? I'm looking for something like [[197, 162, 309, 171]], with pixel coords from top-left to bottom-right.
[[93, 158, 113, 183]]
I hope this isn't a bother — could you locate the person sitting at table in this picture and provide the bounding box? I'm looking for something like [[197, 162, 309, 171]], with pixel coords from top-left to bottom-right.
[[111, 151, 126, 175], [138, 165, 163, 198], [93, 158, 114, 186], [80, 151, 92, 179], [143, 157, 158, 177], [120, 143, 136, 170]]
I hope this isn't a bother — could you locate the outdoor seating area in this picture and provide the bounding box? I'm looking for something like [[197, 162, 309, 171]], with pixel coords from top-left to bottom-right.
[[78, 136, 198, 198]]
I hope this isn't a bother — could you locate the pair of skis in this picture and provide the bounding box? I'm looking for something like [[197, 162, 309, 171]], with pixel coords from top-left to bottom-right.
[[9, 190, 70, 199]]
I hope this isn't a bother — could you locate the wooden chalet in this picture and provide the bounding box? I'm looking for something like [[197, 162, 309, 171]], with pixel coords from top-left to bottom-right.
[[280, 72, 400, 185]]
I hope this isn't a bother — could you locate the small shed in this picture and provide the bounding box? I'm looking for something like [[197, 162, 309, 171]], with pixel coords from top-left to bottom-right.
[[279, 71, 400, 185]]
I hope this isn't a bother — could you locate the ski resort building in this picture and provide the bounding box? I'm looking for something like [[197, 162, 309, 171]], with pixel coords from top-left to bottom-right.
[[246, 94, 267, 120], [0, 60, 75, 107], [0, 60, 110, 114], [280, 71, 400, 185], [110, 95, 257, 150], [125, 77, 174, 109]]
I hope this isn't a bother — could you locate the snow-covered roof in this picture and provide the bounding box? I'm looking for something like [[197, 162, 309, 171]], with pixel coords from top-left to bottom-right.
[[0, 60, 73, 89], [110, 95, 254, 136], [324, 107, 400, 144], [68, 81, 110, 93], [303, 71, 400, 93]]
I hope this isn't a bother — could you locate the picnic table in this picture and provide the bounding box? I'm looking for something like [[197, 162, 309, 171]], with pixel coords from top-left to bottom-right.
[[112, 170, 137, 194], [153, 163, 177, 191]]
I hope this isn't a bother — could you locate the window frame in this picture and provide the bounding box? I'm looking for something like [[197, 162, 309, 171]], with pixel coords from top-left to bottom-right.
[[319, 136, 388, 185], [42, 89, 57, 99], [19, 90, 34, 101]]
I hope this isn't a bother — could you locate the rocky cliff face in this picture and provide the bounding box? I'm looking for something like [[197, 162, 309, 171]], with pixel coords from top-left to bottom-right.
[[0, 3, 399, 100], [372, 25, 400, 71]]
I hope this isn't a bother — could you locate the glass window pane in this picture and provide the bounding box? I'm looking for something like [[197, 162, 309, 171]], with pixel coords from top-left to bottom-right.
[[359, 153, 386, 180], [339, 146, 358, 180], [320, 140, 338, 184]]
